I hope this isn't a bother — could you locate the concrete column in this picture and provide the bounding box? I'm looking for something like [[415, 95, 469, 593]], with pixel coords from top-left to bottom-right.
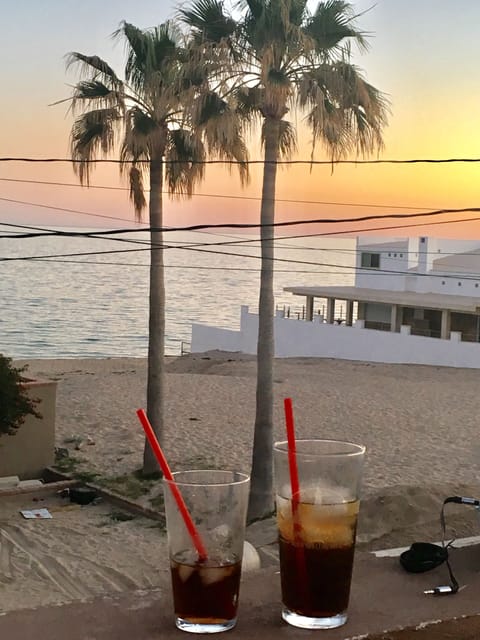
[[441, 309, 451, 339], [305, 296, 314, 322], [390, 304, 400, 332], [346, 300, 354, 326], [326, 298, 335, 324]]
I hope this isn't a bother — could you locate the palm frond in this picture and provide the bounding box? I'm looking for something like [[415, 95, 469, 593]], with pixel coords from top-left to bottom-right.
[[203, 107, 249, 184], [179, 0, 236, 44], [70, 107, 121, 184], [194, 91, 228, 126], [278, 120, 297, 159], [70, 80, 124, 114], [234, 86, 263, 126], [66, 53, 120, 86], [236, 0, 264, 20], [260, 118, 297, 160], [298, 61, 389, 159], [129, 166, 147, 219], [116, 22, 153, 94], [165, 128, 206, 196], [304, 0, 369, 56], [120, 107, 160, 169], [289, 0, 309, 26], [150, 21, 184, 68]]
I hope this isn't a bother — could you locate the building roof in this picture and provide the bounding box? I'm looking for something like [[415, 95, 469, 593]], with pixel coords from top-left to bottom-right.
[[357, 240, 408, 252], [431, 249, 480, 274], [284, 285, 480, 313]]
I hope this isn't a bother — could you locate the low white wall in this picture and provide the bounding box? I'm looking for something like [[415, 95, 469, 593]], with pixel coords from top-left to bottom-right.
[[191, 307, 480, 368], [191, 325, 245, 353]]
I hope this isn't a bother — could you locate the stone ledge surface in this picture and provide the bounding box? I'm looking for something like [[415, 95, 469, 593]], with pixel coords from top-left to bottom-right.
[[1, 545, 480, 639]]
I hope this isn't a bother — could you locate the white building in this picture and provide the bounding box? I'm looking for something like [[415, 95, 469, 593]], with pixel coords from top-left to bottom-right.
[[191, 236, 480, 368]]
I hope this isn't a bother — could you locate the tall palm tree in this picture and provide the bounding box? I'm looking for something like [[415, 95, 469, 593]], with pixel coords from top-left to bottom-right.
[[181, 0, 389, 519], [64, 21, 248, 473]]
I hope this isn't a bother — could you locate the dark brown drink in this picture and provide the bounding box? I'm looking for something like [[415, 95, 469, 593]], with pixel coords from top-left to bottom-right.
[[279, 537, 355, 617], [277, 498, 359, 620], [170, 554, 241, 624]]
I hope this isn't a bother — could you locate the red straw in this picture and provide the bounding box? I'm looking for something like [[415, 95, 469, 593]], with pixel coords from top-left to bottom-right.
[[283, 398, 308, 597], [284, 398, 301, 511], [136, 408, 208, 561]]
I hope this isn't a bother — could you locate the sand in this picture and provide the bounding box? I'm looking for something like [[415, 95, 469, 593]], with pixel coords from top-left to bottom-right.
[[2, 352, 480, 614]]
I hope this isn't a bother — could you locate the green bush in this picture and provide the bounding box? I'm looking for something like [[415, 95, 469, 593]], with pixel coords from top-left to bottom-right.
[[0, 355, 41, 437]]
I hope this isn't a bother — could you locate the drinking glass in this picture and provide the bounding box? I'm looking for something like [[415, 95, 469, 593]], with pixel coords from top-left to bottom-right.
[[274, 439, 365, 629], [163, 470, 250, 633]]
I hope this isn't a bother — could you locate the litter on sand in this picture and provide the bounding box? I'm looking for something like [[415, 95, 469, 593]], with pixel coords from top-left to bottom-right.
[[20, 508, 53, 519]]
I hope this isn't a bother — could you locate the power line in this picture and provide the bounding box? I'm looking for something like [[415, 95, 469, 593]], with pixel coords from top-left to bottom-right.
[[7, 257, 330, 274], [3, 156, 480, 165], [0, 197, 148, 226], [0, 176, 437, 211], [3, 198, 479, 257], [6, 247, 480, 282], [310, 216, 480, 237], [2, 213, 480, 261], [3, 224, 480, 282], [2, 198, 480, 240]]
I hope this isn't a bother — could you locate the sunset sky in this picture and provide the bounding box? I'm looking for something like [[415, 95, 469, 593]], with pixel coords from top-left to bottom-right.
[[1, 0, 480, 237]]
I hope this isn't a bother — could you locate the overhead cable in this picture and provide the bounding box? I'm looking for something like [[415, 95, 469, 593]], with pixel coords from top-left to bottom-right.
[[1, 200, 480, 240], [0, 176, 439, 211], [3, 156, 480, 165]]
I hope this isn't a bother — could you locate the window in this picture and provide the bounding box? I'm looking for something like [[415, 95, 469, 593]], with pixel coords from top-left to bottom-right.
[[400, 253, 403, 258], [393, 253, 397, 257], [361, 252, 380, 269]]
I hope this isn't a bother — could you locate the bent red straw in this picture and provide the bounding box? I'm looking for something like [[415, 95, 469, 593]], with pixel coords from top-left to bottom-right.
[[284, 397, 301, 512], [136, 408, 208, 561], [283, 398, 308, 593]]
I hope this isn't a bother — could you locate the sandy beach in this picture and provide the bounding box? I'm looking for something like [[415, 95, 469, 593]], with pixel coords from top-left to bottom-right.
[[2, 352, 480, 614]]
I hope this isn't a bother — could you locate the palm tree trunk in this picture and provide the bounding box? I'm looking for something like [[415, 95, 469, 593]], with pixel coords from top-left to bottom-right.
[[143, 154, 166, 474], [247, 117, 280, 521]]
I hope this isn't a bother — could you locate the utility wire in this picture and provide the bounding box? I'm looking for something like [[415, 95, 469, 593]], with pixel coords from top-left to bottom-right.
[[0, 197, 148, 226], [2, 203, 480, 256], [9, 257, 331, 274], [2, 213, 480, 262], [3, 156, 480, 165], [0, 176, 437, 212], [1, 199, 479, 240], [6, 248, 480, 282], [3, 227, 480, 282]]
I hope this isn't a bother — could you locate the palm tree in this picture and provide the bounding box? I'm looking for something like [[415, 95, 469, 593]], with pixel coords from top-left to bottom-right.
[[181, 0, 389, 519], [63, 21, 248, 473]]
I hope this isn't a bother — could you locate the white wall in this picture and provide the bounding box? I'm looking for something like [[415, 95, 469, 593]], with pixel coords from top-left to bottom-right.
[[191, 308, 480, 369], [356, 236, 480, 296], [405, 273, 480, 296], [355, 239, 409, 291]]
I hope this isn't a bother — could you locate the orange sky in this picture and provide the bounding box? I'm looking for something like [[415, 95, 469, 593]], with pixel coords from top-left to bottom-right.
[[1, 0, 480, 238]]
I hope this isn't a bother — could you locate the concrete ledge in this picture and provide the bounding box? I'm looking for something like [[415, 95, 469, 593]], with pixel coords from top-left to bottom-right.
[[44, 468, 166, 522], [2, 545, 480, 639]]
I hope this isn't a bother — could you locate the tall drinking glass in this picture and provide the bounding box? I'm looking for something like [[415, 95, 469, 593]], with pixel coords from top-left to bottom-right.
[[274, 439, 365, 630], [163, 470, 250, 634]]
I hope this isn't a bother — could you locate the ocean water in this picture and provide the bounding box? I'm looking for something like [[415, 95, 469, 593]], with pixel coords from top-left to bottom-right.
[[0, 228, 355, 358]]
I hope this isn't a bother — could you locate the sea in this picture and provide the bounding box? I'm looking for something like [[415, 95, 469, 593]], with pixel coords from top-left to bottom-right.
[[1, 228, 355, 358]]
